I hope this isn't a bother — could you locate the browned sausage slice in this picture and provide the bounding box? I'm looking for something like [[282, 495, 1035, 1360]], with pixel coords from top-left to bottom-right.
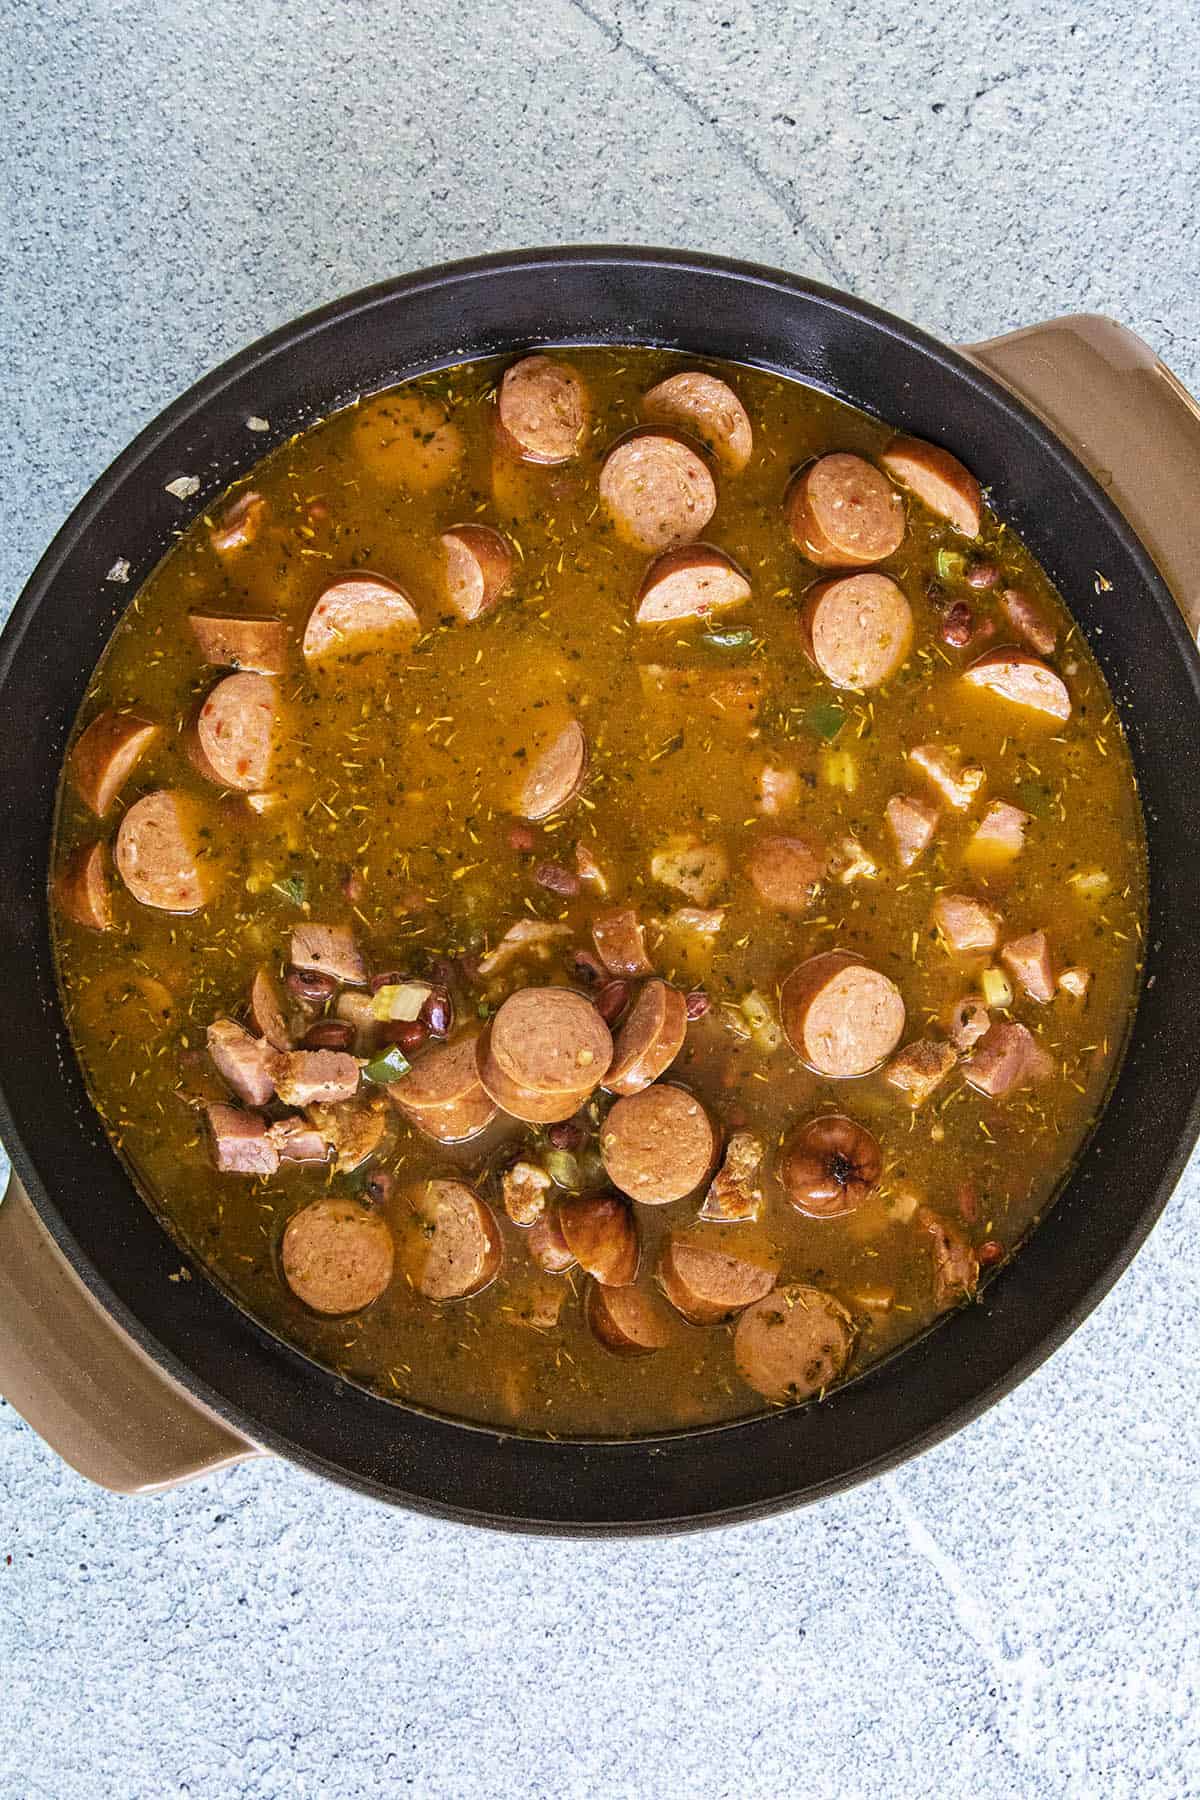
[[411, 1179, 503, 1301], [196, 673, 279, 791], [800, 574, 913, 689], [634, 546, 751, 625], [641, 371, 753, 473], [746, 833, 827, 913], [880, 436, 982, 538], [601, 1083, 717, 1204], [1000, 588, 1056, 655], [591, 907, 653, 977], [497, 355, 588, 464], [488, 986, 612, 1094], [189, 611, 288, 674], [587, 1281, 674, 1355], [69, 710, 160, 817], [248, 965, 292, 1050], [604, 979, 688, 1097], [599, 434, 717, 552], [440, 524, 514, 622], [302, 575, 421, 661], [518, 719, 589, 820], [962, 650, 1071, 721], [780, 951, 906, 1078], [786, 454, 906, 566], [281, 1198, 394, 1315], [477, 1034, 595, 1125], [54, 841, 113, 930], [734, 1283, 855, 1402], [527, 1207, 577, 1273], [659, 1236, 775, 1325], [558, 1193, 638, 1285], [290, 924, 367, 986], [115, 790, 218, 913], [391, 1033, 497, 1143], [351, 391, 464, 491]]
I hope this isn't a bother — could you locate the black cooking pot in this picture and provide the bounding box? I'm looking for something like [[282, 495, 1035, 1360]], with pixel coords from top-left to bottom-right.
[[2, 247, 1199, 1532]]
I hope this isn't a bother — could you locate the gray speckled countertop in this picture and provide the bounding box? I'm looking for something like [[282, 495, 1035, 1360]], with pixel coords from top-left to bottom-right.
[[3, 3, 1199, 1796]]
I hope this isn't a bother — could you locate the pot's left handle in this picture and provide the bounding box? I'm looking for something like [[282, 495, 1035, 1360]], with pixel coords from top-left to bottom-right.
[[0, 1171, 263, 1492]]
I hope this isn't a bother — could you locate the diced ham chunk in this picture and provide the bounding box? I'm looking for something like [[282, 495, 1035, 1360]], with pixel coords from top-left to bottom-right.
[[271, 1049, 360, 1107], [205, 1103, 279, 1176], [207, 1017, 277, 1107], [1001, 930, 1056, 1003], [948, 993, 991, 1051], [592, 908, 653, 977], [908, 744, 986, 811], [933, 892, 1001, 954], [968, 800, 1031, 860], [1001, 588, 1057, 655], [477, 918, 570, 977], [963, 1021, 1053, 1098], [502, 1160, 552, 1226], [833, 837, 879, 884], [884, 1039, 957, 1106], [1058, 966, 1093, 999], [885, 794, 938, 869], [756, 764, 799, 816], [915, 1206, 980, 1308], [290, 924, 366, 986], [700, 1131, 765, 1222]]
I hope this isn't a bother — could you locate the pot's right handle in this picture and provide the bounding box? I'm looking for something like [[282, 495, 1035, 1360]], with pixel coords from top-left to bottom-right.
[[963, 314, 1200, 640]]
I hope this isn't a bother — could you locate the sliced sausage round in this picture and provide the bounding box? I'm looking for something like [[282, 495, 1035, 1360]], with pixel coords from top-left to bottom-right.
[[188, 612, 288, 675], [115, 790, 218, 913], [800, 573, 913, 689], [786, 453, 906, 567], [527, 1207, 577, 1273], [641, 371, 753, 473], [558, 1192, 638, 1285], [880, 435, 982, 538], [248, 965, 292, 1050], [587, 1281, 674, 1355], [658, 1236, 775, 1326], [599, 434, 717, 553], [518, 719, 589, 820], [69, 710, 160, 817], [392, 1033, 497, 1143], [604, 979, 688, 1097], [411, 1178, 503, 1301], [303, 575, 420, 661], [962, 650, 1071, 721], [746, 833, 827, 914], [601, 1083, 717, 1204], [55, 841, 113, 931], [476, 1028, 596, 1125], [488, 986, 612, 1095], [281, 1198, 395, 1316], [497, 355, 588, 464], [780, 951, 906, 1078], [634, 545, 751, 625], [351, 391, 464, 491], [440, 524, 513, 622], [734, 1283, 855, 1402], [196, 672, 279, 791], [779, 1114, 882, 1217]]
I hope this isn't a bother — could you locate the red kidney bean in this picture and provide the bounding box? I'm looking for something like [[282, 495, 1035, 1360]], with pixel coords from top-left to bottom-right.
[[341, 869, 364, 903], [977, 1238, 1005, 1268], [534, 860, 581, 897], [594, 979, 631, 1024], [379, 1020, 429, 1055], [286, 964, 337, 1004], [685, 989, 710, 1020], [941, 601, 975, 647], [547, 1120, 585, 1151], [303, 1019, 356, 1051], [572, 949, 606, 986], [364, 1169, 394, 1206], [508, 823, 536, 853], [420, 987, 454, 1037], [369, 970, 407, 995], [965, 561, 1000, 589]]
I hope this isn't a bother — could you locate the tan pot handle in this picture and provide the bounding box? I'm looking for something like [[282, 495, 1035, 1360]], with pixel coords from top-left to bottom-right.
[[0, 1170, 261, 1492], [964, 314, 1200, 640]]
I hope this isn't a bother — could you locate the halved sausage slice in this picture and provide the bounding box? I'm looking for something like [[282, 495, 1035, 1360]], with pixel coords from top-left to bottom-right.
[[54, 841, 113, 930], [601, 1083, 717, 1204], [196, 672, 279, 791], [604, 979, 688, 1097], [641, 371, 753, 473], [1000, 588, 1056, 655], [746, 833, 827, 914], [248, 965, 292, 1050], [303, 575, 421, 661], [527, 1207, 577, 1273], [962, 650, 1071, 721], [880, 436, 982, 538], [786, 454, 906, 566], [290, 924, 366, 986], [780, 951, 905, 1078], [558, 1192, 638, 1285], [476, 1029, 597, 1125], [281, 1198, 394, 1316], [441, 524, 514, 622], [488, 986, 612, 1094], [599, 434, 717, 553], [800, 573, 913, 689], [411, 1178, 503, 1301], [69, 710, 160, 817], [634, 545, 750, 625], [189, 611, 288, 674], [591, 907, 653, 978], [518, 719, 589, 820], [658, 1236, 775, 1325], [734, 1283, 855, 1402], [115, 789, 218, 913], [351, 391, 464, 491], [587, 1281, 674, 1355], [496, 355, 588, 464]]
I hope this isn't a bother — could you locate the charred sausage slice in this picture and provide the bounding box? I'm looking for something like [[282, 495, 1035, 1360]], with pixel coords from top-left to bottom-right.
[[196, 672, 279, 791], [497, 355, 588, 464], [69, 710, 160, 817], [734, 1284, 855, 1402], [302, 575, 421, 661], [440, 524, 514, 622], [786, 454, 906, 567], [601, 1083, 717, 1204], [641, 371, 753, 473], [558, 1192, 638, 1285], [351, 391, 464, 491], [411, 1178, 503, 1301], [599, 434, 717, 553], [488, 985, 612, 1094], [962, 650, 1071, 721], [634, 545, 751, 625], [879, 436, 982, 538], [281, 1198, 394, 1315], [780, 951, 906, 1078], [587, 1281, 674, 1355], [189, 612, 288, 674], [591, 907, 653, 978], [115, 790, 218, 913], [55, 841, 113, 930], [518, 719, 589, 820], [800, 573, 913, 689], [604, 979, 688, 1097], [659, 1236, 775, 1325], [746, 833, 827, 914]]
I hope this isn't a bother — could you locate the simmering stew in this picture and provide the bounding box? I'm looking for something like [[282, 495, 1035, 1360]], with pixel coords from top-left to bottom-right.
[[51, 348, 1146, 1435]]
